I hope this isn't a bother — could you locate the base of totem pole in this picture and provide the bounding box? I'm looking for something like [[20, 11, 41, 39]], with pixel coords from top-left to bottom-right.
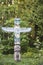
[[14, 52, 21, 61]]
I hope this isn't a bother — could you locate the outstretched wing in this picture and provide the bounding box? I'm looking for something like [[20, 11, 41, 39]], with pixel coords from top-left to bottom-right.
[[2, 27, 32, 33], [19, 28, 32, 33], [2, 27, 14, 32]]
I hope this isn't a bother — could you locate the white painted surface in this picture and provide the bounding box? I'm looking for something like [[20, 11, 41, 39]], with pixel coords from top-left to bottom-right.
[[14, 52, 21, 61], [2, 27, 14, 32], [19, 28, 31, 32], [2, 27, 31, 33], [14, 45, 20, 52]]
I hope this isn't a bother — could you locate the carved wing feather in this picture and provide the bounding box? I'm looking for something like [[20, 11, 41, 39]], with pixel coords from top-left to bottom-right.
[[2, 27, 14, 32], [19, 28, 32, 32]]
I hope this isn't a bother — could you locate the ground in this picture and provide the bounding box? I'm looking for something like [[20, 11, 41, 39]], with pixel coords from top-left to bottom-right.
[[0, 54, 43, 65]]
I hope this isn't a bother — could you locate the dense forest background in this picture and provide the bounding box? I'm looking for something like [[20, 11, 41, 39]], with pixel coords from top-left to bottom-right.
[[0, 0, 43, 55]]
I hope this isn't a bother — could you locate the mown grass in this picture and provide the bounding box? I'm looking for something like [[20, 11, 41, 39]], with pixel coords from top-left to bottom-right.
[[0, 54, 43, 65]]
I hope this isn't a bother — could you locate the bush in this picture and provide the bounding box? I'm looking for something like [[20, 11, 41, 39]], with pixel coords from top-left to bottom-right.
[[22, 52, 33, 58], [22, 51, 41, 58]]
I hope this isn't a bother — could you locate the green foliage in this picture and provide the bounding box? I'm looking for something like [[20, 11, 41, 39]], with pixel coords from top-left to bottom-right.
[[0, 0, 43, 54], [21, 33, 29, 53], [34, 36, 42, 49], [22, 52, 33, 58], [0, 54, 43, 65]]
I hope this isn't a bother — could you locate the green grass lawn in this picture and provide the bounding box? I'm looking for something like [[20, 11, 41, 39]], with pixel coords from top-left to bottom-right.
[[0, 54, 43, 65]]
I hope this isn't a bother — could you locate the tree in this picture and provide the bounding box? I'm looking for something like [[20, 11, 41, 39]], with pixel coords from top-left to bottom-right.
[[0, 0, 43, 54]]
